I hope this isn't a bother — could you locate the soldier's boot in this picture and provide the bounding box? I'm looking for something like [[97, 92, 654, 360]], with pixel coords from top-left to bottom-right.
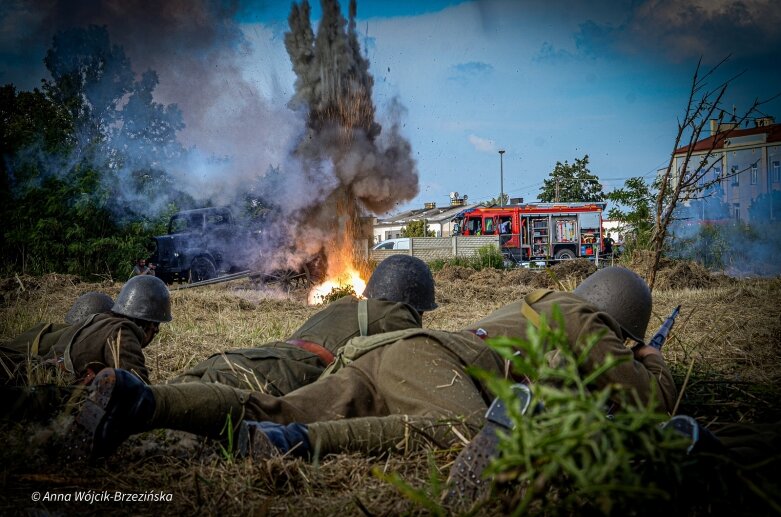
[[71, 368, 250, 460], [69, 368, 156, 460], [236, 421, 311, 461], [662, 415, 725, 454]]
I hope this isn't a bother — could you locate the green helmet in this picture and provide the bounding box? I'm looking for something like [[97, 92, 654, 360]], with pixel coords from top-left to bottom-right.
[[363, 255, 438, 312], [65, 292, 114, 325], [573, 267, 651, 344], [112, 275, 172, 323]]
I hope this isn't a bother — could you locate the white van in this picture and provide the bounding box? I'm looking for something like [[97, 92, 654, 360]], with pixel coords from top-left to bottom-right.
[[372, 238, 410, 250]]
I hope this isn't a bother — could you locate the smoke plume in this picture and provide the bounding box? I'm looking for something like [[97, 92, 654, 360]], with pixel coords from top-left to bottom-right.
[[3, 0, 420, 273], [669, 187, 781, 276], [268, 0, 419, 272]]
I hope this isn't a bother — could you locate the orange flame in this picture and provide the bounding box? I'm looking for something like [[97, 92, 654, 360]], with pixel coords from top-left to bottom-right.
[[306, 202, 368, 305], [307, 265, 367, 305]]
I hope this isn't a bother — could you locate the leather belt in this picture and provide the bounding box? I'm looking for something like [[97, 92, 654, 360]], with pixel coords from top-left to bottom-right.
[[285, 339, 335, 366]]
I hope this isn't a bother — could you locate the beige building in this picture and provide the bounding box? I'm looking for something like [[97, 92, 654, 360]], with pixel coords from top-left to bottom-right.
[[673, 116, 781, 222], [372, 195, 479, 244]]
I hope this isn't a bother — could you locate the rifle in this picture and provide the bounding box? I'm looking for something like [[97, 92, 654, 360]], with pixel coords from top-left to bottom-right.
[[632, 304, 681, 352], [649, 305, 681, 350], [444, 305, 683, 508]]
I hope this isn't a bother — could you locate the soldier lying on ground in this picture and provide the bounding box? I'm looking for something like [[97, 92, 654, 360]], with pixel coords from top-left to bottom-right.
[[167, 255, 436, 395], [0, 275, 171, 387], [70, 267, 678, 460], [64, 292, 115, 326]]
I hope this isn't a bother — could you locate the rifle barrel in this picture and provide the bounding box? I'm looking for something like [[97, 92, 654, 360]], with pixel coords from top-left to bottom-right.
[[649, 305, 681, 350]]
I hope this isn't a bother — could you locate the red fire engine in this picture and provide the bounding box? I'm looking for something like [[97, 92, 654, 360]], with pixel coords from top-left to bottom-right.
[[452, 202, 607, 262]]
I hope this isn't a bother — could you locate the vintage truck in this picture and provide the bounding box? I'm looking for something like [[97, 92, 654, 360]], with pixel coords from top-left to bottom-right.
[[149, 207, 262, 284]]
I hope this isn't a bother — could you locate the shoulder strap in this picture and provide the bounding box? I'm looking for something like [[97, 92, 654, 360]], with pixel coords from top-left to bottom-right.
[[320, 328, 440, 378], [358, 299, 369, 337], [29, 323, 54, 357], [520, 289, 553, 329], [62, 313, 100, 374]]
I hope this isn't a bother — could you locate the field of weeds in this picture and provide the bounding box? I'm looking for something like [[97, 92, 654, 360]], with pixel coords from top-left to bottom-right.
[[1, 260, 780, 515]]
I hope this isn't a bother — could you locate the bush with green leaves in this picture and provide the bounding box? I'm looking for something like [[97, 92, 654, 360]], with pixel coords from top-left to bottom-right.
[[474, 311, 687, 514], [428, 244, 507, 272], [383, 309, 779, 515]]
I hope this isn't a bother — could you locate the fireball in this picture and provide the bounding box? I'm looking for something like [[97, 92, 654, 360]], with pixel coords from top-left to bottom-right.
[[307, 266, 367, 305]]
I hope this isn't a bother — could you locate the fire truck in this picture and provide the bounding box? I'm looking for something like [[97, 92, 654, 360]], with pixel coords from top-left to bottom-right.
[[452, 202, 607, 262]]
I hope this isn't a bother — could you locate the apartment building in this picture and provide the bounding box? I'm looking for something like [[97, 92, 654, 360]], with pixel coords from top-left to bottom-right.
[[673, 116, 781, 222]]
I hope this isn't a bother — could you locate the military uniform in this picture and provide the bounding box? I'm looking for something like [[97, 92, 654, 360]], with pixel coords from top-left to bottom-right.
[[168, 296, 422, 394], [140, 289, 676, 455], [0, 313, 149, 385]]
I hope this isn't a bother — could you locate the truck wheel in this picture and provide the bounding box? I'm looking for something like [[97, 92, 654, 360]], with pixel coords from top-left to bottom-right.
[[190, 257, 216, 283], [554, 248, 576, 260]]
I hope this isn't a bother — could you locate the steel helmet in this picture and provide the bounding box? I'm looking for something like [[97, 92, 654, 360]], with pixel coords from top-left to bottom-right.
[[65, 292, 114, 325], [572, 267, 651, 344], [112, 275, 172, 323], [363, 255, 438, 312]]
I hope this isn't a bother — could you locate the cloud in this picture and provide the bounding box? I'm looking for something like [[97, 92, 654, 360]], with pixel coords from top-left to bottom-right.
[[468, 134, 495, 153], [574, 0, 781, 63], [533, 41, 577, 64], [448, 60, 493, 81]]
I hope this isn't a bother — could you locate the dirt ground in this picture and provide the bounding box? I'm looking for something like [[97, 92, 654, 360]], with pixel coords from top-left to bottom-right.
[[1, 259, 779, 515]]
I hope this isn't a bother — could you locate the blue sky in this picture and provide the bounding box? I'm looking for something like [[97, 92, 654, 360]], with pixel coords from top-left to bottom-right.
[[2, 0, 780, 215]]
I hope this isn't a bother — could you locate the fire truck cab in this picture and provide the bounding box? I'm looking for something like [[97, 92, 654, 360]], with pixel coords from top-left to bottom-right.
[[453, 202, 606, 262]]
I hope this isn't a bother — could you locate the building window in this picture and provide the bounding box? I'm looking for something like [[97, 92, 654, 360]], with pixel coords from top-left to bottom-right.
[[731, 166, 739, 186], [774, 161, 780, 182], [713, 166, 721, 185], [733, 203, 740, 220], [751, 164, 758, 185]]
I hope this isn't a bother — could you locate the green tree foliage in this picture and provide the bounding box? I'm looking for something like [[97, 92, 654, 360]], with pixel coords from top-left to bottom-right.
[[487, 193, 509, 206], [605, 177, 655, 253], [538, 155, 604, 202], [1, 26, 187, 278], [401, 220, 435, 237]]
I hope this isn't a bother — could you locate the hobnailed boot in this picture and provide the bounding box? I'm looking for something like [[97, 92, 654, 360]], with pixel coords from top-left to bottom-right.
[[70, 368, 155, 460], [71, 370, 256, 460]]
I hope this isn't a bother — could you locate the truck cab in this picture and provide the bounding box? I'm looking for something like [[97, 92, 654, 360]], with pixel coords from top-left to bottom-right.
[[150, 207, 260, 283]]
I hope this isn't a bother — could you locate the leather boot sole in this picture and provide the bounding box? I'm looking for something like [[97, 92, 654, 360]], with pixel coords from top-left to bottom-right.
[[66, 369, 119, 461]]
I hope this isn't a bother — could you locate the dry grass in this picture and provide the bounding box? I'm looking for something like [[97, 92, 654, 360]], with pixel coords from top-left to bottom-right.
[[1, 261, 780, 515]]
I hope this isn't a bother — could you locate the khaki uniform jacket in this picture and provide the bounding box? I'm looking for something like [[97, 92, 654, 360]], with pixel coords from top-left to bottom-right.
[[233, 291, 677, 454], [289, 296, 423, 354], [169, 296, 422, 393], [470, 290, 677, 413], [0, 314, 148, 385]]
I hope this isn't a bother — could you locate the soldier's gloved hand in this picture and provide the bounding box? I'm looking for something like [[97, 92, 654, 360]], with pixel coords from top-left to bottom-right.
[[239, 420, 311, 460]]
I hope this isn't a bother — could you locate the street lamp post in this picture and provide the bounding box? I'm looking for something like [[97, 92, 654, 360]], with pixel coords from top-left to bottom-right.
[[498, 149, 505, 207]]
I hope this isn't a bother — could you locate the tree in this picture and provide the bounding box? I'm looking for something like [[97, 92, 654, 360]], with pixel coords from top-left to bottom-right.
[[1, 26, 187, 278], [538, 155, 604, 202], [42, 25, 134, 164], [401, 220, 435, 237], [648, 57, 770, 289], [487, 193, 509, 206], [605, 177, 655, 253]]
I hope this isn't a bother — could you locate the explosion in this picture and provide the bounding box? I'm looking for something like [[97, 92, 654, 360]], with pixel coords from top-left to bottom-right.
[[283, 0, 419, 304]]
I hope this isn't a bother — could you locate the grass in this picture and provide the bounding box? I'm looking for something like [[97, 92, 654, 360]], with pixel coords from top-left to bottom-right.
[[1, 264, 780, 515]]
